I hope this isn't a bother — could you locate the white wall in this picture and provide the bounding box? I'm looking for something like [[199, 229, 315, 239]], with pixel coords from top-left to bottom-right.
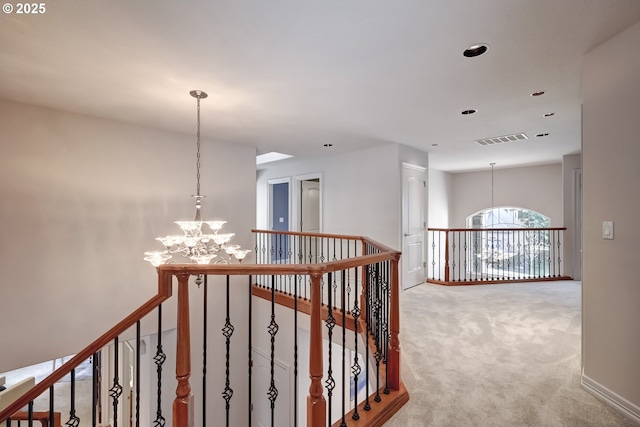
[[451, 163, 563, 228], [582, 20, 640, 418], [428, 169, 453, 228], [257, 143, 427, 251], [0, 99, 256, 375]]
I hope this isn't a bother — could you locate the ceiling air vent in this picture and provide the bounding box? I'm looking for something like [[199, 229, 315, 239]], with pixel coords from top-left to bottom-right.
[[475, 133, 528, 146]]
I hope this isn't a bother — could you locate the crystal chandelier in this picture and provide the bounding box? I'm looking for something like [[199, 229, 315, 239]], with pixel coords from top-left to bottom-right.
[[144, 90, 251, 267]]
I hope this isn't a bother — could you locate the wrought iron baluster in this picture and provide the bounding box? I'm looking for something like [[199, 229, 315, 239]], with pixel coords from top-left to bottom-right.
[[109, 338, 123, 427], [374, 263, 382, 403], [456, 231, 461, 281], [325, 272, 336, 424], [383, 261, 390, 395], [153, 306, 166, 427], [92, 352, 98, 427], [431, 231, 436, 280], [363, 264, 371, 412], [136, 321, 141, 427], [50, 385, 55, 427], [28, 400, 34, 427], [339, 270, 347, 427], [516, 231, 522, 279], [66, 368, 80, 427], [463, 231, 468, 281], [351, 266, 361, 421], [248, 275, 253, 427], [268, 275, 279, 427], [203, 275, 208, 427], [222, 276, 235, 427], [557, 228, 561, 276], [507, 230, 512, 279], [294, 274, 298, 427], [345, 241, 351, 312], [434, 232, 446, 280], [537, 229, 543, 278]]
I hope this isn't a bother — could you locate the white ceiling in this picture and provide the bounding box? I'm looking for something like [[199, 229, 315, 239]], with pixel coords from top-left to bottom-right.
[[2, 1, 640, 172]]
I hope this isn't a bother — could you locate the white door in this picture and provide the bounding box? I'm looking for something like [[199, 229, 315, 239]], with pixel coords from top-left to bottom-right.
[[299, 179, 321, 262], [402, 164, 426, 289], [300, 180, 320, 232], [252, 349, 291, 427]]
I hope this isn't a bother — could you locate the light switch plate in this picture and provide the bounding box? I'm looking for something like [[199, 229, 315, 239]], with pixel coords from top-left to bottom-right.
[[603, 221, 614, 240]]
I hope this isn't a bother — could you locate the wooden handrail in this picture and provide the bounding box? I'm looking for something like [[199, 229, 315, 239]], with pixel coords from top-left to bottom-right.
[[157, 252, 398, 277], [0, 278, 172, 423]]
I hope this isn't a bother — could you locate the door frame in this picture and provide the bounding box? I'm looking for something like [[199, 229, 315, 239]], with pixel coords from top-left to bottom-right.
[[573, 168, 583, 280]]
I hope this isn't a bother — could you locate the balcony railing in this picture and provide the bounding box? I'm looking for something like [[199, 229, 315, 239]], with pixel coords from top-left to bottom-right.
[[427, 227, 572, 285], [0, 230, 408, 427]]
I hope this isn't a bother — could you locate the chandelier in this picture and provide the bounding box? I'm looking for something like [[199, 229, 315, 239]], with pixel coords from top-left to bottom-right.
[[144, 90, 251, 267]]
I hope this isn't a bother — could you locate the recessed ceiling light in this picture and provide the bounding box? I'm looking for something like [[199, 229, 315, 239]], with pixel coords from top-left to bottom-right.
[[531, 90, 545, 97], [323, 143, 333, 147], [461, 109, 477, 115], [432, 144, 439, 147], [463, 44, 489, 58], [544, 112, 555, 117], [536, 133, 549, 137]]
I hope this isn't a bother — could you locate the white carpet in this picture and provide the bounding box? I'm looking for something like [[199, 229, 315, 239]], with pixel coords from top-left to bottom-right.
[[384, 281, 637, 427]]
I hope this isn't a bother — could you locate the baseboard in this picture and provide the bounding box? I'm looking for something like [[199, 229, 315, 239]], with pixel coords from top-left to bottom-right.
[[581, 374, 640, 424]]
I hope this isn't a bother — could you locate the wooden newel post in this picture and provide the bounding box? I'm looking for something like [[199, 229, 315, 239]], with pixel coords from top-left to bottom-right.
[[173, 273, 193, 427], [307, 271, 326, 427], [388, 254, 401, 391]]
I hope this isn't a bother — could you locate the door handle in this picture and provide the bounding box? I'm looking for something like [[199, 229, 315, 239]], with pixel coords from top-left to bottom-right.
[[403, 233, 411, 237]]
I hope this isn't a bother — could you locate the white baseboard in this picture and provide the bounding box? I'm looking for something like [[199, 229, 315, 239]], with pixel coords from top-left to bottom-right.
[[582, 374, 640, 424]]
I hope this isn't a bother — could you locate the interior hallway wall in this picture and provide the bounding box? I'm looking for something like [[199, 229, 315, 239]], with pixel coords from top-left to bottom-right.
[[450, 163, 563, 228], [582, 19, 640, 419], [428, 169, 453, 228], [0, 99, 256, 374], [257, 143, 428, 252]]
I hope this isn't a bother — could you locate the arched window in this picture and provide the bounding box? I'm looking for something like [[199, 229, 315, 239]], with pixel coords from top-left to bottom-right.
[[463, 207, 553, 278], [466, 206, 550, 229]]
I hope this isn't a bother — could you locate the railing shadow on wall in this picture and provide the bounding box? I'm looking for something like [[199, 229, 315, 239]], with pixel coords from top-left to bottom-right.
[[427, 227, 572, 285], [0, 230, 408, 427]]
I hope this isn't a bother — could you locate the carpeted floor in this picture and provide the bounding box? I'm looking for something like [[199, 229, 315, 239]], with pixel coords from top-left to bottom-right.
[[384, 281, 637, 427]]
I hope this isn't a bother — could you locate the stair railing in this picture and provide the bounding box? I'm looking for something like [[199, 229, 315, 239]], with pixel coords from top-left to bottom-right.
[[427, 227, 572, 285], [0, 231, 407, 427]]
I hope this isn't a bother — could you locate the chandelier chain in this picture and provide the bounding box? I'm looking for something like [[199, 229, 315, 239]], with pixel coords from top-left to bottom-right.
[[196, 96, 201, 197]]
